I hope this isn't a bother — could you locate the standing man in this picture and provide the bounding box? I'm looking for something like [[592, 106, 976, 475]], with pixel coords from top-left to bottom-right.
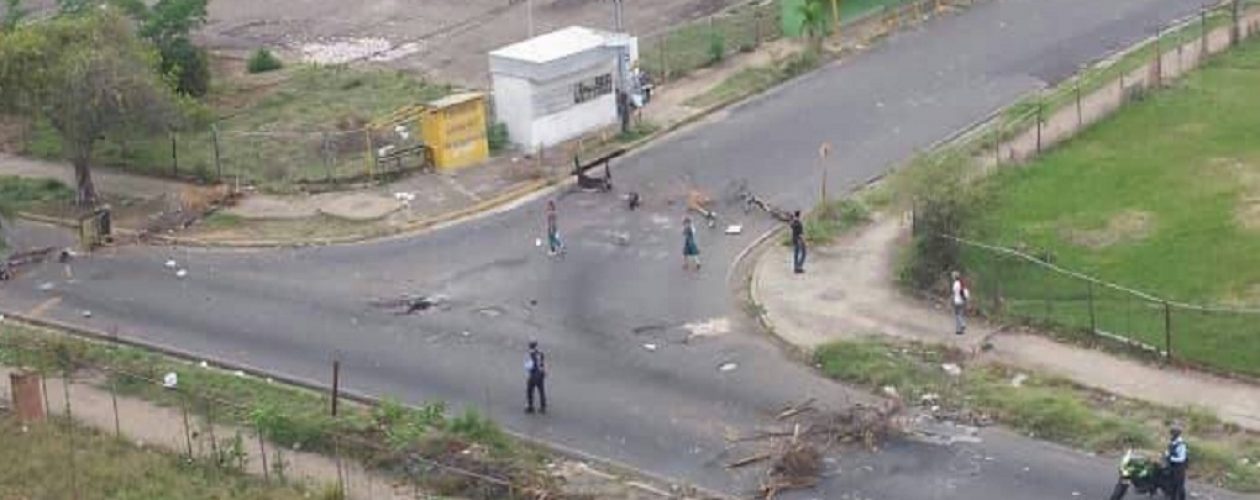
[[545, 200, 563, 257], [525, 340, 547, 414], [951, 271, 970, 335], [1166, 423, 1188, 500], [790, 211, 807, 274]]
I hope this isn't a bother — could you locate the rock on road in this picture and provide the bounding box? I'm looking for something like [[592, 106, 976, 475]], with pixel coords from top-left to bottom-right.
[[1, 0, 1248, 498]]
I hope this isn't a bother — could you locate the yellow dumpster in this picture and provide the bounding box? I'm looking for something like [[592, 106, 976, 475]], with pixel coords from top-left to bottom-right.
[[421, 92, 490, 170]]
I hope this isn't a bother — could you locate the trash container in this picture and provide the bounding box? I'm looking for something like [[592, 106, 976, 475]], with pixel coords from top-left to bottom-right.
[[78, 206, 112, 251], [10, 371, 45, 423]]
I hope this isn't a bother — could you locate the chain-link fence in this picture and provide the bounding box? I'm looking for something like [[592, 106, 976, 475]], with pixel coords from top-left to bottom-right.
[[945, 235, 1260, 379], [0, 323, 547, 499]]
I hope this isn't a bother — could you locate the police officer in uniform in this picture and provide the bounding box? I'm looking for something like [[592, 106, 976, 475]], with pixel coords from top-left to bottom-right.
[[525, 340, 547, 414], [1166, 423, 1188, 500]]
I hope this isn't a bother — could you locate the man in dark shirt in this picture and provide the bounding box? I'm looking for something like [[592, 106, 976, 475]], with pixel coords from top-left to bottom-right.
[[791, 211, 806, 274], [525, 340, 547, 414]]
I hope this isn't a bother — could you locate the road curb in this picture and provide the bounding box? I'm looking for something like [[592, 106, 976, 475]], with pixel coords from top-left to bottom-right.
[[0, 310, 733, 500]]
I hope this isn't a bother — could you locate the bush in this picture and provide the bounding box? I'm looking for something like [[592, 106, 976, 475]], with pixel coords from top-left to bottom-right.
[[487, 122, 509, 154], [247, 48, 283, 74], [448, 408, 507, 451], [893, 151, 983, 290], [160, 37, 211, 97], [707, 31, 726, 66]]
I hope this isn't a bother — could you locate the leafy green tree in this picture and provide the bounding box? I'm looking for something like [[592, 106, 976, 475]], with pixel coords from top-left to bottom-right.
[[111, 0, 211, 96], [0, 12, 182, 207], [798, 0, 830, 54]]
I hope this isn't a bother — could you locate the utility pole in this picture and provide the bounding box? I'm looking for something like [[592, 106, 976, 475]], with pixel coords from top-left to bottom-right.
[[613, 0, 624, 32], [527, 0, 535, 37]]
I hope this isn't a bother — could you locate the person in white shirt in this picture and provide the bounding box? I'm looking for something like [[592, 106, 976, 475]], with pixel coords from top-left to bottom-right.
[[951, 271, 969, 335]]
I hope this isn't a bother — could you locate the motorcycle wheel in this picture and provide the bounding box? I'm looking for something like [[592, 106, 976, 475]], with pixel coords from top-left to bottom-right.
[[1108, 482, 1128, 500]]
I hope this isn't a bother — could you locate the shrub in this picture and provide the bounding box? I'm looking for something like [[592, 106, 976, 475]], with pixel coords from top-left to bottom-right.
[[448, 408, 507, 450], [707, 31, 726, 66], [247, 48, 283, 74], [893, 151, 983, 290], [487, 122, 510, 154]]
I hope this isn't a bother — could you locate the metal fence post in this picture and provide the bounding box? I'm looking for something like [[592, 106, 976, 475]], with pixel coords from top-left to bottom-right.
[[660, 35, 669, 83], [993, 120, 1001, 167], [754, 8, 763, 47], [1035, 93, 1043, 154], [1075, 77, 1083, 127], [171, 132, 179, 177], [181, 395, 194, 459], [1087, 280, 1097, 334], [63, 371, 79, 500], [1154, 26, 1163, 87], [1232, 0, 1241, 46], [212, 125, 223, 182], [1164, 301, 1173, 362]]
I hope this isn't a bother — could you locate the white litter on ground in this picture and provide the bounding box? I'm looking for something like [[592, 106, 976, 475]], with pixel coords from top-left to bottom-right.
[[162, 372, 178, 388], [643, 343, 658, 352], [941, 363, 962, 377], [683, 317, 731, 339], [164, 259, 177, 269], [81, 310, 92, 318], [298, 38, 420, 65], [176, 269, 188, 279], [718, 362, 738, 372], [1011, 373, 1029, 387], [725, 225, 742, 235]]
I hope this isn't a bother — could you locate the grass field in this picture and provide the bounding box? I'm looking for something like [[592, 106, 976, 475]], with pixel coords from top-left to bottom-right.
[[961, 36, 1260, 375], [25, 65, 451, 189], [0, 414, 318, 499], [814, 338, 1260, 492]]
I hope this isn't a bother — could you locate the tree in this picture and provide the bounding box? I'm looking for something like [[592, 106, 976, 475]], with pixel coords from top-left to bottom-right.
[[111, 0, 211, 96], [797, 0, 830, 54], [0, 12, 181, 207], [2, 0, 28, 32]]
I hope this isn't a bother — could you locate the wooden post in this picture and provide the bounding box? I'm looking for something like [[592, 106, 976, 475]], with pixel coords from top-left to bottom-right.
[[660, 35, 669, 83], [63, 372, 79, 500], [993, 120, 1001, 167], [257, 423, 270, 483], [181, 396, 194, 458], [754, 8, 762, 47], [212, 125, 222, 181], [365, 129, 375, 181]]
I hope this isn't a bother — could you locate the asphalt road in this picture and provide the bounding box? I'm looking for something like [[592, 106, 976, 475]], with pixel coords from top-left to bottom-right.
[[2, 0, 1249, 498]]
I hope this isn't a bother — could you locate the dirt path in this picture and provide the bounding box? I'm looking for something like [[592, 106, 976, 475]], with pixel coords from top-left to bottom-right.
[[753, 214, 1260, 431]]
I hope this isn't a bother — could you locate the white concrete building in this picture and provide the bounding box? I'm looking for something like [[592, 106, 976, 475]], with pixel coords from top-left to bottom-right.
[[489, 26, 638, 150]]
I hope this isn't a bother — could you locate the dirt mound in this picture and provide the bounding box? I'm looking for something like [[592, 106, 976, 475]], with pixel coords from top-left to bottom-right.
[[1062, 209, 1155, 248]]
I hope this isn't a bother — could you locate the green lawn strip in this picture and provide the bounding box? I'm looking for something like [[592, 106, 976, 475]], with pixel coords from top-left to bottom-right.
[[971, 1, 1260, 156], [0, 414, 327, 499], [0, 176, 74, 251], [960, 37, 1260, 375], [813, 338, 1260, 491], [0, 321, 553, 498], [25, 65, 452, 188], [778, 197, 872, 246]]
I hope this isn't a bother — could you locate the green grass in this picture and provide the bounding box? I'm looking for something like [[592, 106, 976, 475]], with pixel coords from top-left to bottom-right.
[[961, 36, 1260, 375], [25, 65, 452, 190], [813, 338, 1260, 491], [0, 176, 73, 215], [0, 414, 318, 500], [0, 321, 550, 498]]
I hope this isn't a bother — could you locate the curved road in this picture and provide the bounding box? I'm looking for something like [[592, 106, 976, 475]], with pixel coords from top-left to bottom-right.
[[2, 0, 1245, 497]]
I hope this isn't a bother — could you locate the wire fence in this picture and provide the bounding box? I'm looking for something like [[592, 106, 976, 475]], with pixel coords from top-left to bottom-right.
[[87, 119, 433, 190], [638, 0, 983, 83], [964, 0, 1260, 167], [945, 235, 1260, 379], [0, 323, 546, 500]]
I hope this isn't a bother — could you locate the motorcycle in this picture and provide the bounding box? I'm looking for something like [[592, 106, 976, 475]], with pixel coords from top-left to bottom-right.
[[1109, 450, 1173, 500]]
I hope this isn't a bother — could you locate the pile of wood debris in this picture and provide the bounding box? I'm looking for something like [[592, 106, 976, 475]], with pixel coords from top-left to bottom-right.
[[726, 398, 905, 499]]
